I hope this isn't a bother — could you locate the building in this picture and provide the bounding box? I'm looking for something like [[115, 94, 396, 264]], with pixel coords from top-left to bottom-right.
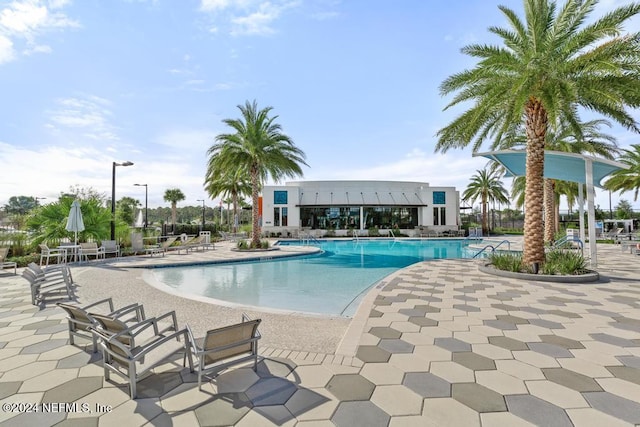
[[260, 180, 460, 236]]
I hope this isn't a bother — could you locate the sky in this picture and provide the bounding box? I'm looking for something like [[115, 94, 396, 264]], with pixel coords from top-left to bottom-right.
[[1, 0, 639, 213]]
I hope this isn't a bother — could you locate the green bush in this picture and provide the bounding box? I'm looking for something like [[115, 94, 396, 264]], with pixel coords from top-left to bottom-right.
[[543, 249, 588, 275], [368, 226, 380, 237], [6, 254, 40, 268], [489, 252, 524, 272], [237, 239, 269, 250], [490, 249, 587, 275]]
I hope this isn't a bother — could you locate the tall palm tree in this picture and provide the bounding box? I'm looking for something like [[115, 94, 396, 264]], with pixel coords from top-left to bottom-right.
[[605, 144, 640, 201], [463, 169, 510, 234], [204, 164, 252, 233], [163, 188, 186, 226], [207, 100, 308, 247], [436, 0, 640, 266], [496, 119, 619, 242]]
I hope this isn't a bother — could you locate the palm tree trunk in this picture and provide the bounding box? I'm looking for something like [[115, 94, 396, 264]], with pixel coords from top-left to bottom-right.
[[482, 195, 488, 235], [232, 193, 238, 234], [523, 98, 548, 267], [171, 203, 177, 226], [544, 179, 556, 244], [251, 165, 261, 248]]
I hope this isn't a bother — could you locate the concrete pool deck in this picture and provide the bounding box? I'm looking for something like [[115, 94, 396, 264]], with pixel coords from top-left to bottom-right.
[[0, 238, 639, 426]]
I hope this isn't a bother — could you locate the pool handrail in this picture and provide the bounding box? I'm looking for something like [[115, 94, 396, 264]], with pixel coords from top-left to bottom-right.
[[472, 245, 495, 258], [471, 240, 511, 258]]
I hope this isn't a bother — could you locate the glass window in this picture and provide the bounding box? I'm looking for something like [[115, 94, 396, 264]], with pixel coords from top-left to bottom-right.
[[433, 207, 447, 226], [273, 207, 280, 226], [274, 191, 288, 205], [282, 207, 288, 226], [433, 191, 446, 205]]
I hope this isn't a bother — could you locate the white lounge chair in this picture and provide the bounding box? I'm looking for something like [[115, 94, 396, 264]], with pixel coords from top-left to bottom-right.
[[39, 244, 66, 266], [187, 315, 261, 390], [130, 232, 164, 257], [0, 248, 16, 275], [91, 325, 192, 398], [100, 240, 121, 258], [57, 298, 145, 352], [79, 242, 105, 262]]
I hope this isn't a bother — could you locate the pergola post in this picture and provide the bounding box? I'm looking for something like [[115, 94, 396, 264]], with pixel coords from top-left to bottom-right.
[[585, 159, 597, 267]]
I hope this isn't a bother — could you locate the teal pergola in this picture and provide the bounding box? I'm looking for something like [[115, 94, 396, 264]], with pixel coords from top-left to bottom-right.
[[474, 150, 628, 266]]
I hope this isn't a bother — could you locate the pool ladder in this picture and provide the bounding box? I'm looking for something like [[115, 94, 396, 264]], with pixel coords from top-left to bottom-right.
[[301, 232, 320, 245], [472, 240, 511, 258]]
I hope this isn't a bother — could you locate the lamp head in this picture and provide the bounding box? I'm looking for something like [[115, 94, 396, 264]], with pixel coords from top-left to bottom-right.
[[134, 183, 147, 187]]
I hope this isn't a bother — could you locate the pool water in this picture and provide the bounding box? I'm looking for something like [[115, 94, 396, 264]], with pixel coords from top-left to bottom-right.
[[152, 239, 475, 317]]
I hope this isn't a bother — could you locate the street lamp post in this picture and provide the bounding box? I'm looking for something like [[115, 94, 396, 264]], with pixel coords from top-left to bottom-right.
[[111, 161, 134, 240], [34, 197, 46, 206], [134, 184, 148, 230], [197, 199, 205, 230]]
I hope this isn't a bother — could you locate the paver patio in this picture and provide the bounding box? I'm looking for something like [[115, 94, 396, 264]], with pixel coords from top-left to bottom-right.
[[0, 240, 638, 426]]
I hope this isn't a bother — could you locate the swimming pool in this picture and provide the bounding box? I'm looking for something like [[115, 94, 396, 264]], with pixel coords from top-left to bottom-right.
[[151, 239, 476, 317]]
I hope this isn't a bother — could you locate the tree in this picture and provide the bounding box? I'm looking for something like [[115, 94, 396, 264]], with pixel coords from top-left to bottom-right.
[[204, 166, 251, 233], [462, 169, 510, 234], [26, 195, 112, 244], [614, 199, 634, 219], [116, 196, 140, 227], [436, 0, 640, 266], [605, 144, 640, 201], [497, 119, 619, 242], [207, 100, 308, 247], [163, 189, 186, 226], [3, 196, 37, 215]]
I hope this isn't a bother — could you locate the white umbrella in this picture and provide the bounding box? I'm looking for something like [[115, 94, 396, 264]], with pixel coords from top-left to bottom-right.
[[134, 209, 144, 228], [65, 200, 85, 245]]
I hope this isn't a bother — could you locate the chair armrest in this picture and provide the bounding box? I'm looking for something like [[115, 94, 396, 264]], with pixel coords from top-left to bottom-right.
[[186, 324, 200, 352], [111, 303, 146, 322], [81, 297, 114, 312], [154, 311, 178, 329]]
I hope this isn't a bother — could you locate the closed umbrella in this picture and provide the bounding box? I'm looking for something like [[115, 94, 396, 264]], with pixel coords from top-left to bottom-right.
[[65, 200, 85, 245], [134, 209, 144, 228]]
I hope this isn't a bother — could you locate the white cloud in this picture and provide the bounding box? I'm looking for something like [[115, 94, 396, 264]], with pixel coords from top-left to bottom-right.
[[200, 0, 232, 12], [47, 95, 119, 141], [0, 34, 15, 63], [312, 148, 489, 188], [230, 4, 279, 36], [0, 0, 79, 63], [199, 0, 300, 37], [23, 43, 50, 54]]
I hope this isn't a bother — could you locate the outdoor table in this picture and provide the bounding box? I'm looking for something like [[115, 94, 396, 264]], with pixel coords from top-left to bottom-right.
[[58, 244, 81, 263]]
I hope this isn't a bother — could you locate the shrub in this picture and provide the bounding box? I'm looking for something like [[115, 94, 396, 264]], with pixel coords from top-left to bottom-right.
[[368, 226, 380, 237], [490, 249, 587, 275], [237, 240, 269, 250], [489, 252, 524, 272], [544, 249, 588, 275]]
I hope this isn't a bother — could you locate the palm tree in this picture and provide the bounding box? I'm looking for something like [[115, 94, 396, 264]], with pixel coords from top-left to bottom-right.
[[27, 196, 111, 244], [207, 100, 308, 248], [605, 144, 640, 201], [436, 0, 640, 266], [163, 188, 186, 227], [204, 164, 251, 233], [496, 119, 619, 242], [462, 169, 510, 234]]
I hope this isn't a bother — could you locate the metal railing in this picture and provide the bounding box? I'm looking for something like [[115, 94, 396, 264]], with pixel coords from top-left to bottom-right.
[[471, 240, 511, 258]]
